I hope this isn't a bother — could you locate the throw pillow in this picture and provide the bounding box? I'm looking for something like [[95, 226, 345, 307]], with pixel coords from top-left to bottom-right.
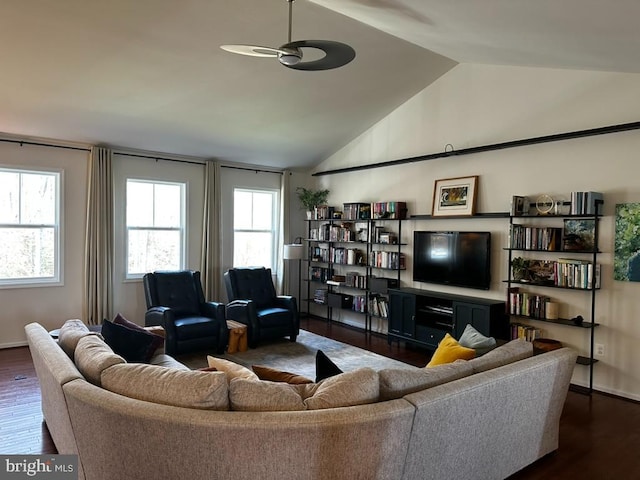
[[458, 323, 497, 356], [426, 333, 476, 367], [112, 313, 164, 359], [101, 363, 229, 411], [206, 356, 259, 381], [315, 349, 343, 382], [101, 319, 158, 363], [302, 368, 380, 410], [252, 365, 313, 385]]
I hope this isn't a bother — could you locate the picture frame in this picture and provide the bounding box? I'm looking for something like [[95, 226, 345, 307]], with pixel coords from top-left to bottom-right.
[[563, 219, 595, 252], [432, 175, 478, 217]]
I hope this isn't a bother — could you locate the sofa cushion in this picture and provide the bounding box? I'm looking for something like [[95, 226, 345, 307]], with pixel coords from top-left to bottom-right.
[[378, 360, 474, 401], [468, 338, 533, 373], [207, 356, 259, 381], [426, 333, 476, 367], [74, 335, 126, 386], [150, 353, 190, 370], [229, 368, 379, 412], [302, 368, 380, 410], [229, 379, 306, 412], [58, 319, 99, 359], [101, 317, 162, 363], [458, 323, 497, 356], [252, 365, 313, 384], [101, 363, 229, 411]]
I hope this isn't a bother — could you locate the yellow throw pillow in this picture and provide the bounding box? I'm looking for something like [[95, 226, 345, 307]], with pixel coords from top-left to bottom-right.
[[206, 356, 258, 381], [426, 333, 476, 367]]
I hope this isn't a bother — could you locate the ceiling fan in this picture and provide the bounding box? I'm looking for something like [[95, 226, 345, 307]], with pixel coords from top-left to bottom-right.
[[220, 0, 355, 71]]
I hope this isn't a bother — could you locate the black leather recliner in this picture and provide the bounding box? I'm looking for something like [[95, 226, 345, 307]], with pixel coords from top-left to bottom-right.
[[143, 270, 228, 356], [224, 267, 299, 348]]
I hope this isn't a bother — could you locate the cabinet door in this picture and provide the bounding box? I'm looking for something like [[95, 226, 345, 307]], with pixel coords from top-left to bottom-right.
[[453, 302, 491, 338], [389, 292, 415, 338]]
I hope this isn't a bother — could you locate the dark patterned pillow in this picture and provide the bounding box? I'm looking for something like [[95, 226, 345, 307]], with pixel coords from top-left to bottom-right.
[[101, 318, 160, 363], [315, 349, 343, 382]]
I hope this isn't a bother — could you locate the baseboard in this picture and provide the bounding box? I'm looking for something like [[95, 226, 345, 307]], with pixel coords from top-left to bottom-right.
[[570, 382, 640, 403], [0, 340, 28, 349]]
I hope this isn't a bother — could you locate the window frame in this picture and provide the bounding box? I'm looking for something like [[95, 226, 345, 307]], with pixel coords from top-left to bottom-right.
[[0, 166, 63, 288], [232, 187, 280, 270], [125, 178, 187, 280]]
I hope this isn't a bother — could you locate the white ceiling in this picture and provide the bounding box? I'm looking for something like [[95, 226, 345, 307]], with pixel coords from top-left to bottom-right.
[[1, 0, 639, 170]]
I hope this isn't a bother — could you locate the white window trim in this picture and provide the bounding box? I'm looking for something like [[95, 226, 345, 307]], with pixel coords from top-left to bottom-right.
[[0, 166, 63, 289], [233, 187, 280, 270], [125, 178, 187, 280]]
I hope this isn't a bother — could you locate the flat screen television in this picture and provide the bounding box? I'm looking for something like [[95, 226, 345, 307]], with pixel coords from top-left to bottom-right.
[[413, 231, 491, 290]]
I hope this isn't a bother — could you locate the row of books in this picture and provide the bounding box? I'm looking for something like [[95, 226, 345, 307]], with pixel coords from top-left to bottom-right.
[[509, 225, 562, 250], [555, 259, 601, 289], [570, 191, 603, 215], [372, 226, 398, 244], [342, 203, 371, 220], [369, 294, 389, 318], [313, 288, 328, 304], [371, 201, 407, 219], [330, 247, 365, 266], [309, 223, 356, 242], [369, 251, 405, 270], [309, 266, 333, 283], [352, 295, 367, 313], [508, 291, 552, 318], [345, 271, 367, 289], [510, 323, 544, 341]]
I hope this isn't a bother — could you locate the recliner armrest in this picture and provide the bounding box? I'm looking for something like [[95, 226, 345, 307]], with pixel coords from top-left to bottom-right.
[[275, 295, 297, 312], [201, 301, 225, 319]]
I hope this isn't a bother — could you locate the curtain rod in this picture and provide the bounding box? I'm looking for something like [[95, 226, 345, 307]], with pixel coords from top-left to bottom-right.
[[313, 120, 640, 176], [0, 137, 91, 152], [114, 151, 206, 166], [221, 165, 284, 175]]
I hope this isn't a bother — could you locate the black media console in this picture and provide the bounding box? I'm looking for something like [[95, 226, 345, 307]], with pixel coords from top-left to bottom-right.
[[387, 288, 509, 349]]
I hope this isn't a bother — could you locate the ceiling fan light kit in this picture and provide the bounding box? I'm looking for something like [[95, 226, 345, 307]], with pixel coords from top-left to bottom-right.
[[220, 0, 355, 71]]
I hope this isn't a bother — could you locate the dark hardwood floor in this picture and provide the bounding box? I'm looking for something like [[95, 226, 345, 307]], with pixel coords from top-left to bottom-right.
[[2, 317, 639, 480]]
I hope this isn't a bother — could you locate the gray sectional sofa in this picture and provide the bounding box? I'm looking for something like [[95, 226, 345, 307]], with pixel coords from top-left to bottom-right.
[[25, 320, 576, 480]]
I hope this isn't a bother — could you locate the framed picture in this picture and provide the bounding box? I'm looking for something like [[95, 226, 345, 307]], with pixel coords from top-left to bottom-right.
[[563, 219, 595, 252], [432, 175, 478, 217]]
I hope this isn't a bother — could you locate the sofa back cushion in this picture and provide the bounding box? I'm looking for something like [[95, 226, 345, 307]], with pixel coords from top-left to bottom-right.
[[468, 338, 533, 373], [74, 335, 126, 386], [101, 363, 229, 411], [58, 319, 99, 359], [228, 368, 379, 412], [379, 360, 474, 401]]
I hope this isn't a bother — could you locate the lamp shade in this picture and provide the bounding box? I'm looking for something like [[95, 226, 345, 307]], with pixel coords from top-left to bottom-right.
[[283, 244, 304, 260]]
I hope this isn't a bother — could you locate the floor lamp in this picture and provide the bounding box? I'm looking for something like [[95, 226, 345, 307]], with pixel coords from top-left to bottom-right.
[[283, 240, 304, 314]]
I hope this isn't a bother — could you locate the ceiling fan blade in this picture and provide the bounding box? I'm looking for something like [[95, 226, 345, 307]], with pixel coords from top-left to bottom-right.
[[220, 44, 285, 58], [280, 40, 356, 71]]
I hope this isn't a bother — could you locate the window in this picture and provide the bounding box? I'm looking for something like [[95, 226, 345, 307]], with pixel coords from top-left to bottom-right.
[[233, 188, 278, 269], [0, 168, 61, 286], [126, 179, 185, 277]]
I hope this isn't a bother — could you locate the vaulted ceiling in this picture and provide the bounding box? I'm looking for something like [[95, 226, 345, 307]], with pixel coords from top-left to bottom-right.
[[1, 0, 638, 170]]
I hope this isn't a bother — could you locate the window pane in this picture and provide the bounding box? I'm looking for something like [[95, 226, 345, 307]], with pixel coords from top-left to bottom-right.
[[21, 173, 56, 224], [234, 190, 252, 229], [154, 183, 181, 228], [126, 181, 154, 227], [233, 232, 273, 268], [0, 171, 20, 223], [0, 227, 55, 278], [128, 230, 181, 274], [252, 192, 273, 230]]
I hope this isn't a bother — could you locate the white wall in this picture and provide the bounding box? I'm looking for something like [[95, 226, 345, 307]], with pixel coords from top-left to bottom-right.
[[311, 64, 640, 400], [0, 142, 89, 346]]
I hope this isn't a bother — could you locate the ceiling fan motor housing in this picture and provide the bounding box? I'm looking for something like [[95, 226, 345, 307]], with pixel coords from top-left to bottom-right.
[[278, 47, 302, 66]]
